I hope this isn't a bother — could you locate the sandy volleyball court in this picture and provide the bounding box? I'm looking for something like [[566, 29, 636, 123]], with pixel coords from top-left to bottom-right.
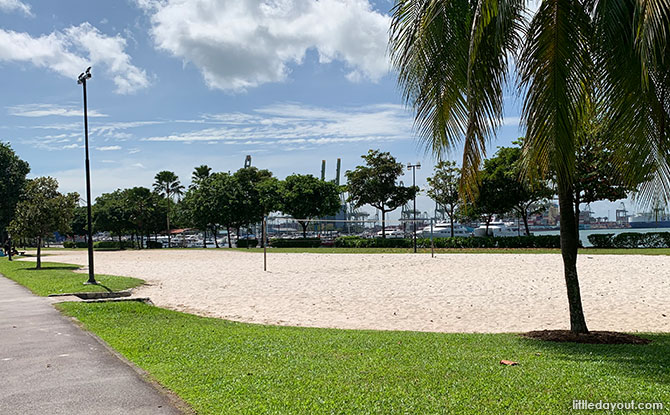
[[25, 250, 670, 333]]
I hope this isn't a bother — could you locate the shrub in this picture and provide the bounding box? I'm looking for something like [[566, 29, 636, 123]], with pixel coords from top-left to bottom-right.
[[236, 239, 258, 248], [587, 234, 615, 249], [270, 238, 322, 248], [146, 240, 163, 249], [93, 240, 135, 250], [334, 236, 413, 248], [63, 241, 88, 248], [334, 235, 564, 249], [609, 232, 670, 248]]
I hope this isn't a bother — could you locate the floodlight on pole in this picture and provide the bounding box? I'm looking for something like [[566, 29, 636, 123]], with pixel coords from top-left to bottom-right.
[[78, 67, 97, 285], [407, 162, 421, 253]]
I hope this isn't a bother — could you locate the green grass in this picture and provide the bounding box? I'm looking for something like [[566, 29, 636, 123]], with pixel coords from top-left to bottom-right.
[[58, 301, 670, 414], [233, 247, 670, 255], [0, 257, 144, 296]]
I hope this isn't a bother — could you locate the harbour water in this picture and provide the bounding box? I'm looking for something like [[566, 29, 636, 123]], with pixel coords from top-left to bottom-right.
[[533, 227, 670, 247]]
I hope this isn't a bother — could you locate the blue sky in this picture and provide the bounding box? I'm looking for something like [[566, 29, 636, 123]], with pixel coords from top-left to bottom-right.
[[0, 0, 629, 219]]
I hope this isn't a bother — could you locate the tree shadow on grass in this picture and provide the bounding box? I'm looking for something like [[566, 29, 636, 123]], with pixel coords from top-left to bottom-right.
[[25, 266, 80, 271], [520, 333, 670, 385]]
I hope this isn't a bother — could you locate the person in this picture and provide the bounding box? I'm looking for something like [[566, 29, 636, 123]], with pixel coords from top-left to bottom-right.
[[3, 238, 11, 260]]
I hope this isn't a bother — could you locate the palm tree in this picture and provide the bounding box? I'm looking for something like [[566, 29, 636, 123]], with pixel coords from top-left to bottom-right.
[[191, 165, 212, 188], [390, 0, 670, 333], [153, 171, 184, 248]]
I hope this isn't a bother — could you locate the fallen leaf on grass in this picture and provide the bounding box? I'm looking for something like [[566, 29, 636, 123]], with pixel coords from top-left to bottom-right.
[[500, 360, 518, 366]]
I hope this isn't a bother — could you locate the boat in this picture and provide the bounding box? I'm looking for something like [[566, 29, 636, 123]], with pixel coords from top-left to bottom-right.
[[628, 212, 670, 229], [473, 222, 520, 237], [376, 229, 406, 238], [419, 222, 472, 238]]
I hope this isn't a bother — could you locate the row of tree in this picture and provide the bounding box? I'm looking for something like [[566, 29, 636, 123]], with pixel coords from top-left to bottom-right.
[[427, 135, 636, 237]]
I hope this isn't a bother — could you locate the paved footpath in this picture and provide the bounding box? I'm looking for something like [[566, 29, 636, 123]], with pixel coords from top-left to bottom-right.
[[0, 275, 184, 414]]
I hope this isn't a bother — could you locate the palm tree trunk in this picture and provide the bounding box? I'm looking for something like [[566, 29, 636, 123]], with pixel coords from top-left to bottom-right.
[[166, 190, 171, 248], [558, 183, 588, 333], [36, 236, 42, 269]]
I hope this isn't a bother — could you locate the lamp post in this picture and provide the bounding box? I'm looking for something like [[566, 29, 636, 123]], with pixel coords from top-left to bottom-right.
[[78, 67, 97, 285], [407, 162, 421, 253]]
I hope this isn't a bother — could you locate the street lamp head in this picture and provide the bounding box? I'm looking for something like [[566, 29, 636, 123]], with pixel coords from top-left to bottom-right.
[[77, 67, 92, 84]]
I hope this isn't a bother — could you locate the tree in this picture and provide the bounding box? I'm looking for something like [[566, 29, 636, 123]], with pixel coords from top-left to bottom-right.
[[69, 206, 88, 241], [390, 0, 670, 333], [469, 172, 517, 235], [9, 177, 77, 268], [484, 144, 554, 235], [572, 119, 642, 226], [427, 161, 460, 237], [0, 142, 30, 242], [93, 190, 129, 246], [124, 187, 158, 248], [346, 150, 417, 238], [209, 172, 237, 248], [191, 165, 212, 188], [181, 177, 219, 248], [280, 174, 341, 238], [256, 176, 282, 247], [153, 171, 184, 248]]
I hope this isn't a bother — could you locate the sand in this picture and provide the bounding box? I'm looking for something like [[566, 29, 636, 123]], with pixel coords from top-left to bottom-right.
[[22, 250, 670, 333]]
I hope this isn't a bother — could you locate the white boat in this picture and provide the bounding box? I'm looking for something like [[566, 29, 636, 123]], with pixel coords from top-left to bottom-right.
[[473, 222, 520, 237], [376, 229, 405, 238], [419, 222, 472, 238]]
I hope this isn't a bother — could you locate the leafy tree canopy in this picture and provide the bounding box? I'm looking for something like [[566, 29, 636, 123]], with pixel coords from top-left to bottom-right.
[[280, 174, 341, 237], [0, 142, 30, 238], [9, 177, 77, 268], [346, 149, 417, 237]]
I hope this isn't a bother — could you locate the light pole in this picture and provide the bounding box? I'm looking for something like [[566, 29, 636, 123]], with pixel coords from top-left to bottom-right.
[[407, 162, 421, 253], [78, 67, 97, 285]]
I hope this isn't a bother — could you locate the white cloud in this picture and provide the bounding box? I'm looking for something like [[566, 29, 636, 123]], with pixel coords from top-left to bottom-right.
[[0, 0, 32, 16], [8, 103, 107, 118], [137, 0, 390, 91], [97, 145, 122, 151], [143, 102, 411, 147], [0, 23, 149, 94]]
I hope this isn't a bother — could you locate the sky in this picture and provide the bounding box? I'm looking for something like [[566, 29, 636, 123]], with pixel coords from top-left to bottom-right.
[[0, 0, 634, 220]]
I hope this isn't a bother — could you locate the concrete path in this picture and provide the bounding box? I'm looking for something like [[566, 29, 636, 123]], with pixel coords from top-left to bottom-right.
[[0, 275, 185, 414]]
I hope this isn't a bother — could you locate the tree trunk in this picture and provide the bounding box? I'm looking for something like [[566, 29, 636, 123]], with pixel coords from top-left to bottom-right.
[[36, 236, 42, 269], [300, 221, 307, 238], [485, 215, 492, 236], [449, 206, 455, 237], [381, 210, 386, 238], [212, 226, 219, 248], [227, 226, 232, 248], [558, 183, 589, 333], [166, 190, 171, 248], [522, 208, 531, 236], [203, 229, 207, 248], [118, 234, 123, 249]]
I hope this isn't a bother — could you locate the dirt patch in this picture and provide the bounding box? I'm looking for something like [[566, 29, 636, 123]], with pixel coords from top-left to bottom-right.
[[521, 330, 651, 345]]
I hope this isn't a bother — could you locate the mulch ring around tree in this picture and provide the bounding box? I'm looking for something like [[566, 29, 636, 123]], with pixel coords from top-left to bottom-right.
[[521, 330, 651, 345]]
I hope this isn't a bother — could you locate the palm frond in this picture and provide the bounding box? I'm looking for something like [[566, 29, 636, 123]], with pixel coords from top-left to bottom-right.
[[594, 0, 670, 206], [518, 0, 592, 192], [390, 0, 523, 199]]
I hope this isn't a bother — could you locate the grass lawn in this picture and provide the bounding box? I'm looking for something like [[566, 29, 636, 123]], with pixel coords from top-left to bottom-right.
[[232, 247, 670, 255], [58, 301, 669, 414], [0, 257, 144, 296]]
